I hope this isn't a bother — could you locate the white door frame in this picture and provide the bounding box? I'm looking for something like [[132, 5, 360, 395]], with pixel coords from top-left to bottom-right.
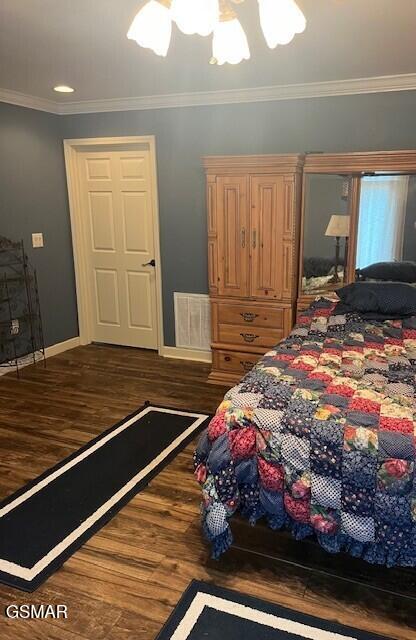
[[63, 136, 164, 353]]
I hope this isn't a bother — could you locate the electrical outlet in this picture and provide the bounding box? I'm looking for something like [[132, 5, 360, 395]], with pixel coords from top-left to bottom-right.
[[32, 233, 44, 248]]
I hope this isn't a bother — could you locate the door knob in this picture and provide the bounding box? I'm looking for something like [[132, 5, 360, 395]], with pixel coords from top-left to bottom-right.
[[142, 259, 156, 267]]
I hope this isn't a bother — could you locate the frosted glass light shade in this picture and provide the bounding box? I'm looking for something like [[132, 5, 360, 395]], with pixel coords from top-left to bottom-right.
[[127, 0, 172, 57], [212, 18, 250, 65], [258, 0, 306, 49], [171, 0, 219, 36]]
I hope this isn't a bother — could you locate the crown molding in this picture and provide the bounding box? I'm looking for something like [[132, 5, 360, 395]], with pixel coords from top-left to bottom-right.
[[0, 87, 59, 114], [203, 153, 305, 175], [1, 73, 416, 116], [304, 150, 416, 174]]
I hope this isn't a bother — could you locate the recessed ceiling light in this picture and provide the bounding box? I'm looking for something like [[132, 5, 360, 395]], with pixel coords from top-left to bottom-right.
[[53, 85, 75, 93]]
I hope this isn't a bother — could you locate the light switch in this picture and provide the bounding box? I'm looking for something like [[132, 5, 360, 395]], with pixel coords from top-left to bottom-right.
[[32, 233, 44, 248]]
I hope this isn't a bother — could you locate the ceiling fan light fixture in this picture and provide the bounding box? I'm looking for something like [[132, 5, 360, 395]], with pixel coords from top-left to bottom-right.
[[127, 0, 172, 57], [212, 3, 250, 65], [127, 0, 307, 63], [258, 0, 306, 49], [171, 0, 219, 37]]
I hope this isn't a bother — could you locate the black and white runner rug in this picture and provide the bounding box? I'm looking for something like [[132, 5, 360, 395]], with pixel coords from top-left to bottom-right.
[[0, 404, 209, 592], [156, 581, 389, 640]]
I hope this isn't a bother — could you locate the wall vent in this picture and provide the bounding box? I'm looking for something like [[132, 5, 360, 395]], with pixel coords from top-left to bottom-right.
[[174, 293, 211, 352]]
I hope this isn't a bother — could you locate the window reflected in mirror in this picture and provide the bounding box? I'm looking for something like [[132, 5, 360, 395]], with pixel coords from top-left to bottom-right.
[[356, 175, 416, 274], [302, 174, 352, 294]]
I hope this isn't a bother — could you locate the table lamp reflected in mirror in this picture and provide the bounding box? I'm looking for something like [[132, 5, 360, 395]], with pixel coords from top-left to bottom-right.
[[325, 214, 350, 284]]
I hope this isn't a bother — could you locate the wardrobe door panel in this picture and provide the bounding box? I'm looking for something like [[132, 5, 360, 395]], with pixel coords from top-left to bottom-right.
[[250, 175, 284, 300], [282, 240, 293, 298], [207, 177, 218, 295], [217, 176, 249, 298]]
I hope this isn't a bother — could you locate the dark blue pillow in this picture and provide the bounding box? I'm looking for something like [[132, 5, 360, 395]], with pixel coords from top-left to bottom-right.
[[357, 261, 416, 283], [337, 282, 416, 316]]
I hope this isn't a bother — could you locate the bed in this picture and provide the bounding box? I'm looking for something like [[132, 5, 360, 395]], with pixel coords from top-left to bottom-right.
[[194, 294, 416, 568]]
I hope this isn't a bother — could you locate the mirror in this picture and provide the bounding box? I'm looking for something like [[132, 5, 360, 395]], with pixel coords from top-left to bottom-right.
[[301, 174, 352, 294], [355, 175, 416, 274]]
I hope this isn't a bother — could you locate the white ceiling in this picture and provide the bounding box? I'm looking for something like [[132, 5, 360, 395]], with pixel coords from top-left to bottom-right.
[[0, 0, 416, 106]]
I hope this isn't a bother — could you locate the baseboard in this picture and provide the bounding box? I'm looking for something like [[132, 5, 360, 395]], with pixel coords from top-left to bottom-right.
[[44, 336, 81, 358], [1, 339, 211, 376], [160, 346, 212, 364], [0, 336, 80, 377]]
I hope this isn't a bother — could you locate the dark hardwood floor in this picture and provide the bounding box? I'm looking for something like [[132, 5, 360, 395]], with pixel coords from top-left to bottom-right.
[[0, 345, 414, 639]]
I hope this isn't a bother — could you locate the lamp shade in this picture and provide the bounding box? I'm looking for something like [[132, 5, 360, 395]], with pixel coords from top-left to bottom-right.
[[171, 0, 219, 36], [212, 17, 250, 65], [325, 215, 350, 238], [127, 0, 172, 57], [258, 0, 306, 49]]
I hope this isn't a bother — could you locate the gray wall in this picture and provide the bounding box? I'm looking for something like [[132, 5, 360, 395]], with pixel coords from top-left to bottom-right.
[[404, 176, 416, 261], [2, 90, 416, 347], [0, 102, 78, 347]]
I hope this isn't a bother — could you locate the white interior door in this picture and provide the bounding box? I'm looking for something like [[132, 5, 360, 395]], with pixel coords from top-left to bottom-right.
[[77, 148, 158, 349]]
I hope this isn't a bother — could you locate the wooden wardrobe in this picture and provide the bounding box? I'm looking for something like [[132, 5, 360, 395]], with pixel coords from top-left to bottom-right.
[[204, 154, 305, 385]]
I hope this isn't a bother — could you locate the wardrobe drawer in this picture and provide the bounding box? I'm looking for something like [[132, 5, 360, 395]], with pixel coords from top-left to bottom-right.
[[217, 304, 284, 329], [215, 349, 259, 375], [218, 324, 283, 349]]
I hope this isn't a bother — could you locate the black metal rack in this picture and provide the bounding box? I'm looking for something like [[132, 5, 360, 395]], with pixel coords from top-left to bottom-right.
[[0, 236, 45, 377]]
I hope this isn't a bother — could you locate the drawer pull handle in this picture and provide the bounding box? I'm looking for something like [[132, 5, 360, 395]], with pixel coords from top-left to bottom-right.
[[240, 361, 254, 372], [240, 312, 258, 323], [240, 333, 259, 343], [224, 356, 231, 362], [241, 228, 246, 248]]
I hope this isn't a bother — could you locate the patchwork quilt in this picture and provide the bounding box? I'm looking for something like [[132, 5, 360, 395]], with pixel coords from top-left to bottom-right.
[[194, 297, 416, 567]]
